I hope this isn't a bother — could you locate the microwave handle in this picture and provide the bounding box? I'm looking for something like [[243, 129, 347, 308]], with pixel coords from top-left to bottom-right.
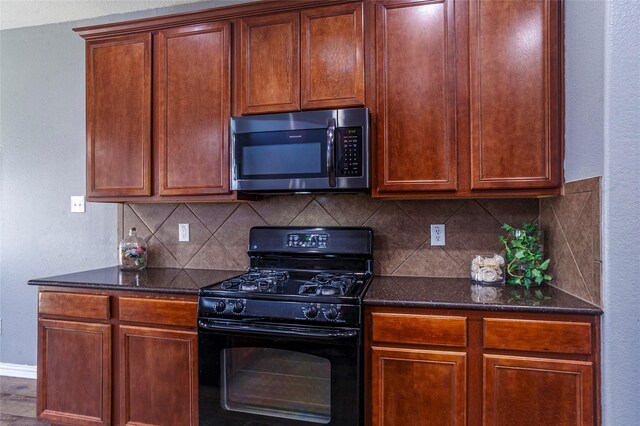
[[327, 118, 337, 187]]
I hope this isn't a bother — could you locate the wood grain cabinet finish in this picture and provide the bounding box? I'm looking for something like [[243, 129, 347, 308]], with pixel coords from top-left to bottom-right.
[[239, 12, 300, 114], [375, 0, 458, 193], [86, 34, 151, 197], [37, 319, 111, 426], [301, 3, 365, 109], [371, 347, 466, 426], [483, 354, 594, 426], [371, 312, 467, 347], [469, 0, 561, 190], [38, 292, 110, 320], [119, 325, 198, 426], [157, 23, 231, 196]]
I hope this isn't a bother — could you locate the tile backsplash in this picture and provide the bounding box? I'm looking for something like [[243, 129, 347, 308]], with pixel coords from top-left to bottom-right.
[[540, 177, 602, 307], [122, 196, 539, 278]]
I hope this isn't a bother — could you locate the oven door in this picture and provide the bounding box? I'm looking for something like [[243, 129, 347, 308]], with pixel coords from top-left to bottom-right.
[[198, 318, 361, 426]]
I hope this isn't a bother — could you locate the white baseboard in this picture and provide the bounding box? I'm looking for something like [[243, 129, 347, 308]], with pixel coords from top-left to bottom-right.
[[0, 362, 37, 379]]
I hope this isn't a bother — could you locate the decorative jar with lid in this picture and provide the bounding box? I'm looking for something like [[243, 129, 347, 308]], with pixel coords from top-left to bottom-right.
[[119, 227, 147, 271]]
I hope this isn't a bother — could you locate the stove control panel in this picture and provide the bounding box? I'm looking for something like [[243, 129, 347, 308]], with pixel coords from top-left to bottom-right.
[[200, 297, 359, 326], [287, 233, 329, 248]]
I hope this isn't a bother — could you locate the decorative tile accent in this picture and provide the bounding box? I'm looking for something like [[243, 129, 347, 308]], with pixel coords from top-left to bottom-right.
[[123, 196, 539, 279], [155, 205, 211, 267], [540, 177, 602, 306], [123, 205, 152, 241]]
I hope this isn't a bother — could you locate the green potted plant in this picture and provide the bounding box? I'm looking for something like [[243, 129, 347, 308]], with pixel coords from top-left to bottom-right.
[[499, 223, 552, 288]]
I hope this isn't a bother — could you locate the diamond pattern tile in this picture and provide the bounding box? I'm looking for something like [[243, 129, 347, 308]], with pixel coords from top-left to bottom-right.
[[394, 243, 466, 278], [363, 202, 427, 273], [155, 205, 211, 267], [396, 199, 464, 233], [444, 201, 503, 274], [130, 203, 178, 232], [214, 204, 267, 270], [186, 236, 245, 270], [290, 200, 339, 227], [250, 195, 312, 225], [123, 205, 152, 241], [549, 191, 590, 235], [315, 195, 382, 226], [146, 236, 180, 268], [478, 199, 539, 226], [188, 203, 239, 233]]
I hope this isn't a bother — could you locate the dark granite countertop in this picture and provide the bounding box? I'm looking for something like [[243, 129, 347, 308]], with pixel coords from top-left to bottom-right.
[[364, 276, 602, 315], [28, 266, 244, 295]]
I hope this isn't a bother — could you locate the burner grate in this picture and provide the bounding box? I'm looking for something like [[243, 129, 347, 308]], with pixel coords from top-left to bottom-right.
[[221, 270, 289, 293], [298, 273, 356, 296]]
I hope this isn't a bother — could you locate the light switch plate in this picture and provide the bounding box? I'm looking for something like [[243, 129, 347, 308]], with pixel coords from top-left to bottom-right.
[[70, 196, 85, 213], [430, 224, 445, 246], [179, 224, 190, 242]]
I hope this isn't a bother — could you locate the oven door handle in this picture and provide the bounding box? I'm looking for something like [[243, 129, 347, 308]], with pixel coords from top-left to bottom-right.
[[326, 118, 337, 188], [198, 319, 358, 339]]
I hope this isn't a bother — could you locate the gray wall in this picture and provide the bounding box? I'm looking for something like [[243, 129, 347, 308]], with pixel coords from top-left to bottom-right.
[[564, 0, 640, 424], [0, 1, 243, 365], [600, 0, 640, 424]]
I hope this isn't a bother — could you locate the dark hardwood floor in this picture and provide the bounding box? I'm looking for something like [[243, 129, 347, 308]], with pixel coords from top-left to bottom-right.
[[0, 376, 50, 425]]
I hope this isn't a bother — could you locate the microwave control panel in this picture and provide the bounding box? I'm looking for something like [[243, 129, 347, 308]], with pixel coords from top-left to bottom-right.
[[337, 127, 363, 177]]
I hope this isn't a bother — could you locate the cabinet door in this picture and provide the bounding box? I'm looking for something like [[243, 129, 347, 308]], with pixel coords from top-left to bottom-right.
[[483, 354, 594, 426], [119, 325, 198, 426], [371, 346, 466, 426], [240, 12, 300, 114], [86, 34, 151, 197], [157, 23, 231, 196], [37, 319, 111, 426], [376, 0, 458, 193], [301, 3, 365, 109], [469, 0, 561, 190]]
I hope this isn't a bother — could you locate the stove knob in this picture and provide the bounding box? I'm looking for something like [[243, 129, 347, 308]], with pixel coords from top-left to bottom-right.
[[305, 306, 318, 319], [215, 300, 226, 313], [325, 307, 338, 320], [233, 301, 245, 314]]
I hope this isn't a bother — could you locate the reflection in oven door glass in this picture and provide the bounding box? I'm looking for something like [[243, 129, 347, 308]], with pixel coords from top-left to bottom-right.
[[221, 348, 331, 424]]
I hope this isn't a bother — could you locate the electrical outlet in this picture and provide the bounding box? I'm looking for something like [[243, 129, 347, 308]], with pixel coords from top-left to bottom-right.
[[430, 224, 445, 246], [179, 224, 190, 242], [70, 196, 85, 213]]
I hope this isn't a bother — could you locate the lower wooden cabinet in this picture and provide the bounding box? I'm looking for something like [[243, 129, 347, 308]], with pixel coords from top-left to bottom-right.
[[37, 289, 198, 426], [483, 354, 594, 426], [366, 307, 600, 426], [37, 319, 112, 426], [371, 347, 466, 426]]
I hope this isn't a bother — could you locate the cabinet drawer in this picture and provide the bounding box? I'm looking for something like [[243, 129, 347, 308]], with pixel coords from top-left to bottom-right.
[[371, 313, 467, 347], [119, 297, 197, 328], [483, 318, 592, 354], [39, 291, 110, 320]]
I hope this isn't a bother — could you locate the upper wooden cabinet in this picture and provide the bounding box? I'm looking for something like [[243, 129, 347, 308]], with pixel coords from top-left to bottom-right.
[[86, 34, 152, 198], [468, 0, 561, 190], [238, 3, 365, 115], [375, 0, 458, 193], [373, 0, 563, 197], [156, 23, 231, 196]]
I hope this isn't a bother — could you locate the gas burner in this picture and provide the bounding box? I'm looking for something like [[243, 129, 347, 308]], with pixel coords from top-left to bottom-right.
[[298, 273, 356, 296], [221, 270, 289, 293]]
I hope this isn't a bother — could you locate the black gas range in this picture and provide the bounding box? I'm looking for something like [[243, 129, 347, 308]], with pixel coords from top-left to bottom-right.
[[198, 226, 372, 426]]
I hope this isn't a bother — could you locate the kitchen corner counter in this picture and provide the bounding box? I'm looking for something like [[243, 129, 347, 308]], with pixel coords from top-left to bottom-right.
[[28, 266, 244, 295], [364, 276, 603, 315]]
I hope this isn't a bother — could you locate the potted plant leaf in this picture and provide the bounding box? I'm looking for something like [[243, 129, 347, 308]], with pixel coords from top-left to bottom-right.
[[499, 223, 552, 288]]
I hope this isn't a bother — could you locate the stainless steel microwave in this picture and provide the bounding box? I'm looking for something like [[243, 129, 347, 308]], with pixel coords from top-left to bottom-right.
[[230, 108, 370, 192]]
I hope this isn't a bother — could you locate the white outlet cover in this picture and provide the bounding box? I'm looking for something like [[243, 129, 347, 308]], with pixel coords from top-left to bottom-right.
[[70, 195, 85, 213], [430, 224, 445, 246], [179, 223, 190, 242]]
